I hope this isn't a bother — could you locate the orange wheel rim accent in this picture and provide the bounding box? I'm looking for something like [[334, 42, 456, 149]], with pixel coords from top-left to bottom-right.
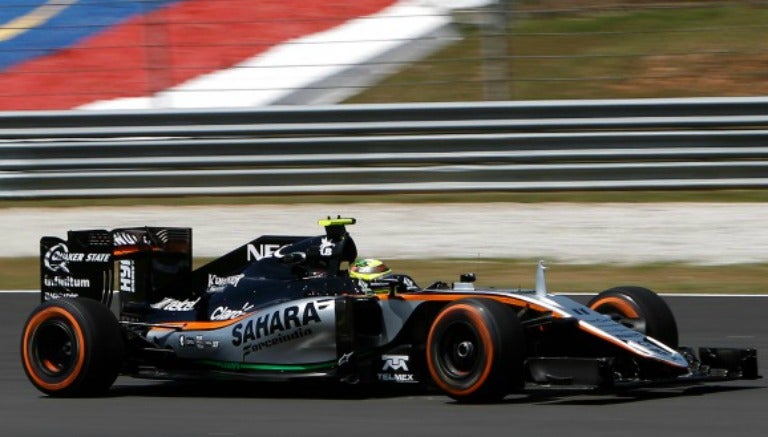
[[42, 359, 60, 373], [22, 307, 86, 392], [590, 296, 640, 318], [427, 304, 494, 397]]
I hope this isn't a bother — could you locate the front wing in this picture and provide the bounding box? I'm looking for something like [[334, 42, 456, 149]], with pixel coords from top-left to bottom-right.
[[526, 346, 759, 390]]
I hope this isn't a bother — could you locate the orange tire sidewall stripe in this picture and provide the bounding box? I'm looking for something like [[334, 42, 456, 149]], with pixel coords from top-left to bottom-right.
[[589, 296, 640, 318], [427, 304, 494, 397], [22, 307, 87, 392]]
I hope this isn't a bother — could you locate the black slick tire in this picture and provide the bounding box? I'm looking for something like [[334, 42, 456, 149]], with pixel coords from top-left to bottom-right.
[[426, 298, 525, 403], [588, 286, 679, 348], [21, 298, 124, 397]]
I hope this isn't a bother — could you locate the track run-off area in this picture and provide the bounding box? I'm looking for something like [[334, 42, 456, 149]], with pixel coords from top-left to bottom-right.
[[0, 293, 765, 437], [2, 202, 768, 264]]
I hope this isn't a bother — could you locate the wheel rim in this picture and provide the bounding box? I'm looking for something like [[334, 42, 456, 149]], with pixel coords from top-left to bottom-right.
[[590, 297, 645, 332], [590, 297, 640, 319], [438, 321, 482, 380], [31, 319, 78, 377], [22, 306, 87, 392]]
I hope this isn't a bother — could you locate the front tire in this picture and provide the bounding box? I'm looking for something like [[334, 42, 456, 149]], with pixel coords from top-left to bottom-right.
[[21, 298, 124, 397], [426, 299, 525, 403], [588, 286, 678, 348]]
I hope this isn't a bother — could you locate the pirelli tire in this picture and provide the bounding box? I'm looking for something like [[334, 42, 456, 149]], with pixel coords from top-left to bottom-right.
[[21, 298, 124, 397], [426, 298, 526, 403], [588, 286, 679, 348]]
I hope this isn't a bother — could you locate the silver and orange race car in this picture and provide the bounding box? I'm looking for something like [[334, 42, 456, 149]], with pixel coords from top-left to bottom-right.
[[21, 218, 759, 402]]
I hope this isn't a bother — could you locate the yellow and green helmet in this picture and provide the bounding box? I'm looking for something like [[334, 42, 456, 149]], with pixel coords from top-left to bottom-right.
[[350, 258, 392, 282]]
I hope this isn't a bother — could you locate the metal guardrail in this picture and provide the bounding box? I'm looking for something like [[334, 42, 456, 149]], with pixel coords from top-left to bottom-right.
[[2, 97, 768, 198]]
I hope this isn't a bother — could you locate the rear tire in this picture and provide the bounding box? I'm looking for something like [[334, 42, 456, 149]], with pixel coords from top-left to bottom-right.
[[21, 298, 124, 397], [426, 299, 525, 403], [588, 286, 678, 348]]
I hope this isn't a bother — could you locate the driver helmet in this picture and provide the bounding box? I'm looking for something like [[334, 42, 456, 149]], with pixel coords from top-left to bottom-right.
[[350, 258, 392, 282]]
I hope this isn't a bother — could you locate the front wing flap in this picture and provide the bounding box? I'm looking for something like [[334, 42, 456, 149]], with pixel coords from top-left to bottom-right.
[[525, 347, 759, 390]]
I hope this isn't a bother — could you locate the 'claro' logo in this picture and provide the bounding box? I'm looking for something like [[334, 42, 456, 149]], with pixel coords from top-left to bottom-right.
[[231, 301, 322, 347]]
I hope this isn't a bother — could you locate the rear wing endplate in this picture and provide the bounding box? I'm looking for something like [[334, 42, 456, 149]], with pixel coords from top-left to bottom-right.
[[40, 227, 192, 305]]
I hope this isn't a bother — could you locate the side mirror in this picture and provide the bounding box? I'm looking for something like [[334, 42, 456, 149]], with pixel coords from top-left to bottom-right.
[[373, 277, 402, 298]]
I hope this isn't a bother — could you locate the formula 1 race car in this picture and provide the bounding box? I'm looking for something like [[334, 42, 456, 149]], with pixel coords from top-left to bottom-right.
[[22, 218, 759, 402]]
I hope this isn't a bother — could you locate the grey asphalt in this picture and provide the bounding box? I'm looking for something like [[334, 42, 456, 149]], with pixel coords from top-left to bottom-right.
[[1, 293, 765, 437]]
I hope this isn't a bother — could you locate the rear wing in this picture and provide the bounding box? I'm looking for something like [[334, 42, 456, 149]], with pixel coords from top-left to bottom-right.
[[41, 230, 115, 303], [40, 227, 192, 306], [39, 227, 307, 321]]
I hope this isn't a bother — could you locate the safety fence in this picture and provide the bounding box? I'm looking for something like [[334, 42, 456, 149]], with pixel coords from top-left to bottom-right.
[[2, 97, 768, 198]]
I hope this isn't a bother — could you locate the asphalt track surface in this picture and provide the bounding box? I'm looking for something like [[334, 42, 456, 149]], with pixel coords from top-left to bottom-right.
[[1, 294, 765, 437]]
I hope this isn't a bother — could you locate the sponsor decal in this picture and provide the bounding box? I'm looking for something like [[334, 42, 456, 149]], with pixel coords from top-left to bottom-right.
[[113, 231, 150, 247], [207, 273, 245, 293], [43, 291, 80, 300], [378, 373, 416, 383], [381, 354, 409, 372], [378, 355, 417, 383], [247, 243, 281, 261], [401, 276, 417, 290], [178, 335, 219, 350], [44, 243, 73, 273], [43, 243, 74, 272], [319, 237, 335, 257], [150, 297, 200, 311], [231, 301, 322, 355], [241, 327, 313, 356], [43, 242, 110, 273], [209, 302, 254, 321], [119, 260, 135, 293], [43, 275, 91, 289], [154, 229, 172, 244], [356, 278, 373, 293], [338, 352, 354, 366]]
